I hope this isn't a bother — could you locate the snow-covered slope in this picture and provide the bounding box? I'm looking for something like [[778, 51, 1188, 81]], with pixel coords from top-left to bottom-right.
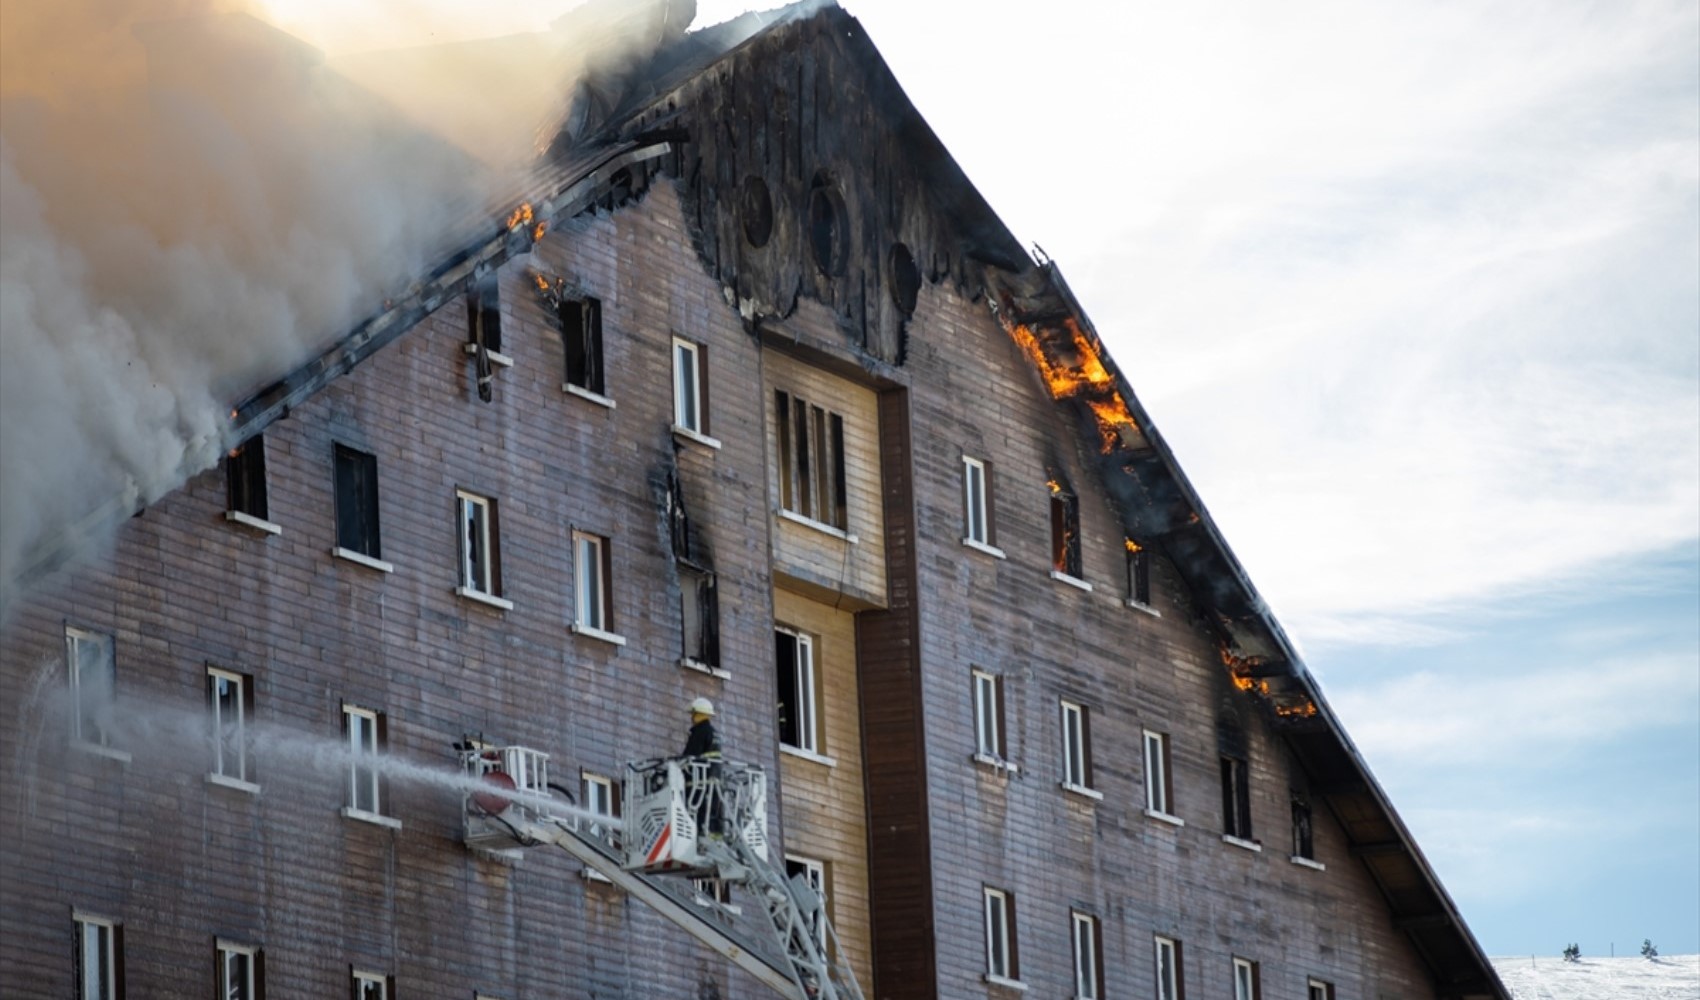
[[1493, 954, 1699, 1000]]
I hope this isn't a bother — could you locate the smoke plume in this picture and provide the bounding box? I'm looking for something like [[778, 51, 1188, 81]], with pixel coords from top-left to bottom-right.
[[0, 0, 691, 616]]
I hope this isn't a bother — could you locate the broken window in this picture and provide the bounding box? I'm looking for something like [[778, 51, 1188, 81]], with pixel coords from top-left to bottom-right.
[[1154, 936, 1183, 1000], [1049, 482, 1082, 580], [217, 940, 259, 1000], [784, 856, 828, 949], [972, 669, 1006, 761], [776, 389, 847, 530], [572, 530, 615, 637], [1292, 794, 1315, 861], [208, 666, 253, 785], [1143, 730, 1175, 817], [963, 456, 994, 548], [467, 271, 502, 356], [343, 704, 386, 817], [1221, 754, 1253, 841], [65, 626, 115, 749], [672, 338, 707, 437], [681, 566, 720, 670], [74, 914, 121, 1000], [1060, 700, 1093, 792], [225, 434, 268, 523], [1126, 539, 1151, 607], [1072, 911, 1102, 1000], [333, 444, 381, 560], [456, 490, 501, 600], [775, 627, 819, 754], [561, 296, 604, 396], [983, 886, 1018, 981]]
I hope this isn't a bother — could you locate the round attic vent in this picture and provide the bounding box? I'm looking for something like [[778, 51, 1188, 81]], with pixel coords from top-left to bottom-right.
[[741, 175, 773, 248], [808, 172, 848, 277], [889, 242, 920, 315]]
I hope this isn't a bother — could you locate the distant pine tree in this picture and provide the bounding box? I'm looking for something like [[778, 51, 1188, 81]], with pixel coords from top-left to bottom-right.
[[1641, 939, 1658, 960], [1562, 943, 1580, 962]]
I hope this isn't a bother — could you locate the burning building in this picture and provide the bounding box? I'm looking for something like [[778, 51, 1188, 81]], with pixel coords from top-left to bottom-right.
[[0, 2, 1509, 999]]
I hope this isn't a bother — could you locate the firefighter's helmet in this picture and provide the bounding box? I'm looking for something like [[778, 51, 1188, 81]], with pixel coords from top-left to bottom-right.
[[689, 696, 715, 718]]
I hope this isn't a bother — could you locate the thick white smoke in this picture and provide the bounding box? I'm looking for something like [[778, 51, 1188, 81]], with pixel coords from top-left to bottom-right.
[[0, 0, 690, 616]]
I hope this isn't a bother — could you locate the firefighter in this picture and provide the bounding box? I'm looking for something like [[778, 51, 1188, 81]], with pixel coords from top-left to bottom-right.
[[681, 697, 725, 841]]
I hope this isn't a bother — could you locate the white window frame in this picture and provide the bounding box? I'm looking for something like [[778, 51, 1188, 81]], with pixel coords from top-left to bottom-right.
[[1234, 957, 1259, 1000], [208, 667, 252, 787], [972, 670, 1003, 761], [341, 705, 387, 822], [785, 855, 828, 949], [1072, 910, 1100, 1000], [1154, 936, 1181, 1000], [672, 337, 704, 435], [66, 626, 116, 750], [571, 530, 624, 644], [456, 490, 496, 598], [217, 939, 258, 1000], [582, 772, 615, 839], [1059, 700, 1096, 797], [74, 913, 117, 1000], [776, 627, 820, 756], [352, 969, 389, 1000], [961, 456, 1000, 556], [983, 886, 1015, 982], [1308, 978, 1335, 1000], [1144, 729, 1176, 819]]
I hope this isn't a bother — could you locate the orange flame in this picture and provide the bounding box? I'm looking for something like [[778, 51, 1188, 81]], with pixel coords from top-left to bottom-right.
[[1003, 315, 1142, 454], [504, 202, 534, 230], [1275, 702, 1319, 719], [1046, 479, 1065, 495], [532, 272, 551, 292], [1124, 538, 1143, 554], [532, 221, 548, 242]]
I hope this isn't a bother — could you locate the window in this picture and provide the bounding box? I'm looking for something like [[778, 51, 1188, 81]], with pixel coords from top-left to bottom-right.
[[343, 705, 386, 819], [467, 271, 502, 356], [225, 435, 270, 524], [1072, 911, 1102, 999], [775, 627, 820, 754], [561, 296, 603, 396], [1233, 958, 1261, 1000], [775, 389, 848, 530], [333, 444, 382, 561], [962, 456, 996, 550], [1221, 755, 1253, 842], [572, 531, 620, 642], [217, 940, 259, 1000], [1060, 700, 1094, 793], [1143, 730, 1175, 817], [1126, 538, 1152, 608], [1049, 481, 1083, 581], [352, 969, 391, 1000], [582, 771, 617, 840], [1292, 794, 1315, 861], [693, 876, 733, 905], [455, 491, 503, 602], [680, 566, 720, 670], [785, 856, 828, 949], [207, 667, 253, 785], [1154, 936, 1183, 1000], [672, 338, 707, 436], [74, 914, 120, 1000], [1308, 978, 1335, 1000], [66, 627, 115, 749], [971, 670, 1006, 762], [983, 886, 1018, 982]]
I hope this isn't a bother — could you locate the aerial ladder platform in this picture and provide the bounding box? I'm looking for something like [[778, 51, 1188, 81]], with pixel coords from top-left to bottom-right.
[[457, 745, 864, 1000]]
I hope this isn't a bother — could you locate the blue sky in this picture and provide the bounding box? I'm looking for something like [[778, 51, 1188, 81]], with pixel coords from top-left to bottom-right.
[[266, 0, 1700, 957]]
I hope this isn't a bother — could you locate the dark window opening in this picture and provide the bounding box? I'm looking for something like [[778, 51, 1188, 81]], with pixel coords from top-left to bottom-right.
[[226, 435, 268, 521], [1292, 795, 1315, 860], [808, 173, 847, 277], [561, 296, 603, 395], [775, 628, 817, 753], [1050, 484, 1081, 578], [741, 175, 773, 248], [333, 444, 381, 559], [1221, 755, 1253, 840], [776, 390, 848, 530], [681, 567, 720, 669], [1126, 540, 1151, 605], [467, 272, 502, 355], [889, 242, 920, 315]]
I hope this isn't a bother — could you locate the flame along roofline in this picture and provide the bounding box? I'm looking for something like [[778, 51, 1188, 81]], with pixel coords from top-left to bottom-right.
[[990, 259, 1509, 1000]]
